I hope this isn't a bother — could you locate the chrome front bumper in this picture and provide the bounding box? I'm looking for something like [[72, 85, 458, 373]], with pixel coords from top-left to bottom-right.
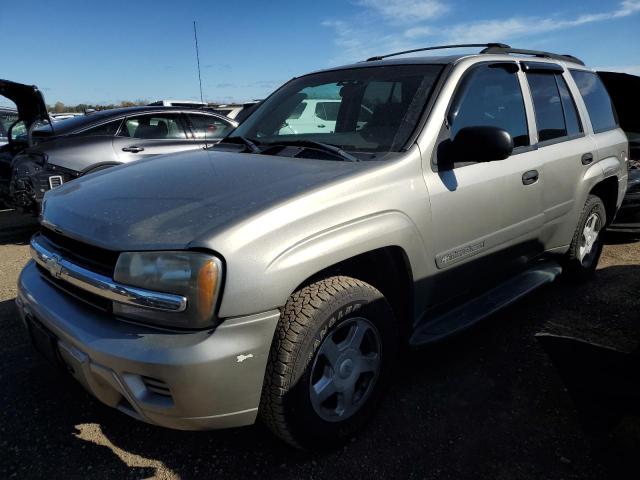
[[17, 260, 280, 430]]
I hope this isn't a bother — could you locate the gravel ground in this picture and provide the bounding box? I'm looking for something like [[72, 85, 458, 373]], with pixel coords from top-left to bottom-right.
[[1, 208, 639, 479]]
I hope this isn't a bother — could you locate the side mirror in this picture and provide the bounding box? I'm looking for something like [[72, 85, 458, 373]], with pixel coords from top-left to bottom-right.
[[450, 126, 514, 162]]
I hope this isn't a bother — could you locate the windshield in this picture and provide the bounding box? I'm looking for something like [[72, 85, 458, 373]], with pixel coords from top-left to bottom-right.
[[231, 65, 443, 157]]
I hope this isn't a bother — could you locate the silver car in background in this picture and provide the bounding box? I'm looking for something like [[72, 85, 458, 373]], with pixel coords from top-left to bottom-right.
[[8, 106, 237, 212]]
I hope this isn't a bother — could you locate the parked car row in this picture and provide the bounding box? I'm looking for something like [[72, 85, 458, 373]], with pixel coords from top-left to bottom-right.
[[10, 43, 637, 449]]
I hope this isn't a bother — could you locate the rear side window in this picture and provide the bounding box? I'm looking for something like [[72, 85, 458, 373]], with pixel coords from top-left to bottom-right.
[[570, 70, 618, 133], [187, 114, 233, 139], [526, 73, 582, 142], [449, 63, 529, 148]]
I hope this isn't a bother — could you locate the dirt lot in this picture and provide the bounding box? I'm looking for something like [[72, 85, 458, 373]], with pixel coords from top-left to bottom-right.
[[1, 208, 639, 479]]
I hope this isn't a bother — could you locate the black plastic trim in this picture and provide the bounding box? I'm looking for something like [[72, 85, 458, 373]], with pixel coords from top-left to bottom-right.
[[480, 46, 585, 66], [522, 61, 564, 73]]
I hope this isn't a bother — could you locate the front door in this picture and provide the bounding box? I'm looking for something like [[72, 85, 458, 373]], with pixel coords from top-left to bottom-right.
[[423, 62, 544, 306]]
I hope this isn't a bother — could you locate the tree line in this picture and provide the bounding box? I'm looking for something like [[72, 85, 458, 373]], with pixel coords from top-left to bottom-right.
[[48, 100, 149, 113]]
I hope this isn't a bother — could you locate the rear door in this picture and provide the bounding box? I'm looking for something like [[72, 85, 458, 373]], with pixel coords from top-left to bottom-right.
[[521, 62, 597, 248], [112, 112, 194, 163]]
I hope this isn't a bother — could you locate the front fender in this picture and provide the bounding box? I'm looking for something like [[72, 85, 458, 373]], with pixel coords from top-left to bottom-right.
[[216, 210, 426, 318]]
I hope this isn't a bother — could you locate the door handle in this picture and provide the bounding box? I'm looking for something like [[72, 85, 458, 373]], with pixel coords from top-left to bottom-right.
[[317, 124, 326, 128], [122, 146, 144, 153], [581, 152, 594, 165], [522, 170, 539, 185]]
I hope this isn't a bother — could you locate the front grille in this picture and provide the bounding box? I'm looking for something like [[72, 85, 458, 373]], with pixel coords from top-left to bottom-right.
[[40, 228, 119, 277], [37, 264, 112, 312]]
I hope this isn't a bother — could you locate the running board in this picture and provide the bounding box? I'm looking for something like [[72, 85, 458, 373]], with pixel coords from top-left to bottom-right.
[[410, 261, 562, 346]]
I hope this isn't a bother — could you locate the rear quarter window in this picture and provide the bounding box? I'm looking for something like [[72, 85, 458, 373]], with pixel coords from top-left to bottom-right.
[[570, 70, 618, 133]]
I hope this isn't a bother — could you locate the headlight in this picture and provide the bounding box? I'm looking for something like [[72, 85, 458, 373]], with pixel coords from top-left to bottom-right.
[[113, 251, 222, 329]]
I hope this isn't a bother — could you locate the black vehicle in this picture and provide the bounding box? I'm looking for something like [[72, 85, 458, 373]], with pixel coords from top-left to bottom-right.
[[599, 71, 640, 232], [0, 80, 51, 206], [0, 79, 239, 212]]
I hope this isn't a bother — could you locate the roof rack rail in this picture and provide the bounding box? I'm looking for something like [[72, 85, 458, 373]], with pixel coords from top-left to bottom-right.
[[480, 45, 585, 66], [365, 43, 510, 62]]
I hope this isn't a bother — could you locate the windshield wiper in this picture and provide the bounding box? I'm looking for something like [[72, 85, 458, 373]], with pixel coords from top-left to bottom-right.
[[216, 135, 261, 153], [264, 139, 360, 162]]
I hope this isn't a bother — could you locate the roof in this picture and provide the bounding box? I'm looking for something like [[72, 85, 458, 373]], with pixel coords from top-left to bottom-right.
[[309, 44, 587, 76]]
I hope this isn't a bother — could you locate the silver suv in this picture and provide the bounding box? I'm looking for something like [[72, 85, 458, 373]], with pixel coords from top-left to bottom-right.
[[16, 44, 629, 449]]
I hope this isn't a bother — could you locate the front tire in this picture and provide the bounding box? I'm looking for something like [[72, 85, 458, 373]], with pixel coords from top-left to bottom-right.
[[564, 194, 606, 280], [260, 276, 398, 449]]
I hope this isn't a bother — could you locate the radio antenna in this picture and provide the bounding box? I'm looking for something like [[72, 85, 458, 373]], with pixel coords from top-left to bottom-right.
[[193, 21, 204, 105]]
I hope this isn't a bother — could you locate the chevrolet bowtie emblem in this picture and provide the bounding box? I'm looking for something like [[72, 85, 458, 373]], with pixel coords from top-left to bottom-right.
[[45, 254, 64, 279]]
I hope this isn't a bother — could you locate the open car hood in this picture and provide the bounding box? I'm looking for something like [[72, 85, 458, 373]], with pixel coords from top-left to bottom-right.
[[598, 71, 640, 160], [0, 79, 49, 128]]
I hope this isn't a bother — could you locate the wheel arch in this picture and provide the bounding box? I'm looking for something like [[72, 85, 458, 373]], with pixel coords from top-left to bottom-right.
[[293, 246, 415, 338], [589, 176, 619, 226]]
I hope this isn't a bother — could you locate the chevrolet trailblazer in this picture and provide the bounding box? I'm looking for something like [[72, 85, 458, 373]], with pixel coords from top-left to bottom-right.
[[17, 44, 628, 448]]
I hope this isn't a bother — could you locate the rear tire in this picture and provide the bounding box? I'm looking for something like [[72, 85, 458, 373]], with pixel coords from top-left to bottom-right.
[[260, 276, 398, 449], [563, 194, 606, 280]]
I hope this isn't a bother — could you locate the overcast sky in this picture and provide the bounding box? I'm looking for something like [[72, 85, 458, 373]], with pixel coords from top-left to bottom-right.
[[2, 0, 639, 106]]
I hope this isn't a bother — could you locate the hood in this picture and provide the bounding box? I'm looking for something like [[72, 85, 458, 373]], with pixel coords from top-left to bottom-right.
[[41, 149, 366, 251], [0, 79, 49, 128], [598, 71, 640, 159]]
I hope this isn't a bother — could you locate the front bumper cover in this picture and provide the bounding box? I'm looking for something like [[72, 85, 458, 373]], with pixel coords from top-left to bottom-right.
[[17, 260, 280, 430]]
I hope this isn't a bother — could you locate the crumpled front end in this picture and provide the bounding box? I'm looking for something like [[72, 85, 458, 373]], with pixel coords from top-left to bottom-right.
[[9, 152, 79, 213]]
